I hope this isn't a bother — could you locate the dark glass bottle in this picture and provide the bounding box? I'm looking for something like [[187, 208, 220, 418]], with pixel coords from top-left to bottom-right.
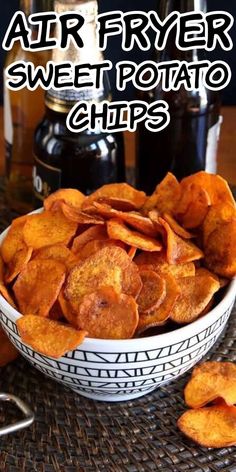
[[136, 0, 221, 195], [33, 0, 125, 205]]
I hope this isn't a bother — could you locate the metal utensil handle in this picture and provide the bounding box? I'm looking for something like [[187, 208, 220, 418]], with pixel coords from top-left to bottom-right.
[[0, 393, 34, 436]]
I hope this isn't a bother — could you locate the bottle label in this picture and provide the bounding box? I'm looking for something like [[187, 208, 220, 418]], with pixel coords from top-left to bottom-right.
[[205, 116, 222, 174], [33, 156, 61, 202], [3, 76, 13, 177]]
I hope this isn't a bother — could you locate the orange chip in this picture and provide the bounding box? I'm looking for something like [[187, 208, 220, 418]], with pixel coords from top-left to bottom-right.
[[17, 315, 87, 358], [177, 405, 236, 448], [77, 238, 126, 261], [44, 188, 85, 211], [97, 196, 139, 211], [170, 274, 220, 324], [204, 221, 236, 278], [122, 261, 143, 299], [60, 202, 104, 225], [65, 246, 139, 310], [107, 219, 162, 252], [180, 171, 235, 207], [142, 173, 181, 215], [23, 210, 77, 250], [1, 218, 27, 263], [175, 183, 211, 229], [5, 246, 33, 283], [184, 362, 236, 408], [33, 243, 76, 270], [134, 251, 195, 278], [91, 203, 158, 237], [137, 273, 180, 335], [203, 202, 236, 246], [128, 246, 137, 259], [58, 291, 77, 328], [0, 328, 19, 367], [13, 259, 66, 317], [82, 183, 146, 211], [159, 217, 203, 264], [76, 287, 138, 339], [163, 213, 194, 239], [137, 270, 166, 314], [71, 225, 107, 254]]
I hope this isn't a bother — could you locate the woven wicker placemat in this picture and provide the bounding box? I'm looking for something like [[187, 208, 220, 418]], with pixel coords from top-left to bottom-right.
[[0, 179, 236, 472]]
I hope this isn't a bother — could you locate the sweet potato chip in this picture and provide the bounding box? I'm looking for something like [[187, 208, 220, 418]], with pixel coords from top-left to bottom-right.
[[185, 362, 236, 408], [122, 262, 143, 299], [180, 171, 235, 207], [128, 246, 137, 259], [163, 213, 193, 239], [0, 328, 19, 366], [33, 244, 76, 270], [13, 259, 66, 317], [82, 183, 146, 211], [58, 291, 77, 327], [142, 173, 181, 215], [159, 218, 203, 264], [177, 405, 236, 448], [44, 188, 85, 211], [137, 273, 180, 335], [203, 202, 236, 246], [91, 203, 158, 237], [137, 270, 166, 314], [17, 315, 87, 358], [134, 251, 195, 278], [78, 239, 126, 261], [170, 274, 220, 324], [77, 287, 138, 339], [5, 246, 33, 283], [65, 246, 138, 311], [61, 202, 104, 225], [1, 218, 27, 263], [175, 183, 210, 229], [204, 221, 236, 278], [71, 225, 107, 254], [23, 210, 77, 250], [107, 219, 162, 252], [97, 197, 139, 211]]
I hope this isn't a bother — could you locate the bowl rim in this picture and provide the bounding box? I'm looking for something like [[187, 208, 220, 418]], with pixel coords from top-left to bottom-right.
[[0, 219, 235, 348]]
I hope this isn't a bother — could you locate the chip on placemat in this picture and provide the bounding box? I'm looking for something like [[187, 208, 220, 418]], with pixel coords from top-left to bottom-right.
[[185, 362, 236, 408], [178, 405, 236, 448], [17, 315, 87, 358]]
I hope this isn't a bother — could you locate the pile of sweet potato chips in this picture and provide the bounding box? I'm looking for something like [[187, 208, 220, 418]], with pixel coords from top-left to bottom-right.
[[178, 361, 236, 448], [0, 171, 235, 359]]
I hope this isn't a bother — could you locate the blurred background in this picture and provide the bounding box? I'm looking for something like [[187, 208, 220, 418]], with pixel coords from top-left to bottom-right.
[[0, 0, 235, 105]]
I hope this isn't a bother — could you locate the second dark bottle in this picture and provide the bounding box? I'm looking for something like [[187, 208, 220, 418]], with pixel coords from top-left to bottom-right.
[[136, 0, 221, 195], [34, 0, 125, 205]]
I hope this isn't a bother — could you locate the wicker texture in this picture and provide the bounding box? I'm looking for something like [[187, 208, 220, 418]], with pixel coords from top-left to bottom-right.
[[0, 181, 236, 471]]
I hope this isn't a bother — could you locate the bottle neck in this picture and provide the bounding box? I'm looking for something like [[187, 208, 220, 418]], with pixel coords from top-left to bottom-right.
[[47, 0, 110, 112], [20, 0, 54, 16], [159, 0, 207, 16], [158, 0, 207, 61]]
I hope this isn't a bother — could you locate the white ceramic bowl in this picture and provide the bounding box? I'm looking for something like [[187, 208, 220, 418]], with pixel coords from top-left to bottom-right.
[[0, 225, 235, 402]]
